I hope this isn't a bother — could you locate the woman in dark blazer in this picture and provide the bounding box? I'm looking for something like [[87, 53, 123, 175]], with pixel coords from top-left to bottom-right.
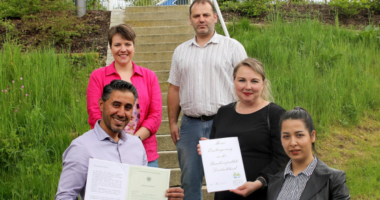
[[267, 107, 350, 200]]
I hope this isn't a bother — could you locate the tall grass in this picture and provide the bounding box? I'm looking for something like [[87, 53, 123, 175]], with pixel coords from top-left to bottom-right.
[[220, 17, 380, 131], [0, 41, 99, 199]]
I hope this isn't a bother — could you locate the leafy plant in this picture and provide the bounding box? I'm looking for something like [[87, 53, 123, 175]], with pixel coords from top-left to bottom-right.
[[330, 0, 370, 18]]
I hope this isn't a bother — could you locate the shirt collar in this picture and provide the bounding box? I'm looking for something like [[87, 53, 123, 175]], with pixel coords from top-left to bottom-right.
[[190, 31, 220, 47], [105, 61, 143, 77], [284, 156, 318, 178], [94, 120, 127, 143]]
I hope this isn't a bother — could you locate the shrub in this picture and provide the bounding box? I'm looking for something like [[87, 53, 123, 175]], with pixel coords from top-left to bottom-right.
[[330, 0, 370, 18], [0, 0, 74, 19], [220, 0, 269, 17]]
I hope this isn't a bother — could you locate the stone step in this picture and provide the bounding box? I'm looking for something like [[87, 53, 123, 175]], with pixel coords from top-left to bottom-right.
[[125, 19, 189, 27], [135, 42, 182, 52], [133, 26, 193, 35], [136, 33, 193, 44], [169, 168, 207, 187], [125, 11, 188, 20], [157, 134, 176, 151], [162, 92, 167, 106], [161, 106, 183, 121], [133, 51, 173, 62], [155, 70, 170, 83], [158, 151, 179, 168], [159, 81, 170, 93], [135, 60, 172, 71], [109, 10, 125, 28], [157, 120, 181, 135], [202, 186, 215, 200], [125, 5, 188, 13]]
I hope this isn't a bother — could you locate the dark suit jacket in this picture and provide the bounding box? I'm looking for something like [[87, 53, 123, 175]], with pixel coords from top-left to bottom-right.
[[267, 158, 350, 200]]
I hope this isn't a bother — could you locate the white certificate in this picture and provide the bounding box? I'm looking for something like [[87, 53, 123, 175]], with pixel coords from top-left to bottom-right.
[[85, 159, 170, 200], [200, 137, 247, 193]]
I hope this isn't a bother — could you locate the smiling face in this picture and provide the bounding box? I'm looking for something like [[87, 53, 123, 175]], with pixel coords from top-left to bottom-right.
[[234, 65, 265, 104], [281, 119, 316, 164], [189, 2, 217, 37], [110, 33, 135, 67], [99, 90, 135, 137]]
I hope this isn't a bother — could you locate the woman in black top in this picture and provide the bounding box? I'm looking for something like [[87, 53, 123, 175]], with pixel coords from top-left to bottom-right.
[[199, 58, 289, 200]]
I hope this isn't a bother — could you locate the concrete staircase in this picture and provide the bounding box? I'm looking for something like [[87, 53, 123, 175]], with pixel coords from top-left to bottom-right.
[[107, 5, 214, 200]]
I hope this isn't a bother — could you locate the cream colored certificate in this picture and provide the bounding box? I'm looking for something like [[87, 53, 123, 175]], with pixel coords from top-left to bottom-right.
[[85, 159, 170, 200], [126, 165, 170, 200], [200, 137, 247, 193]]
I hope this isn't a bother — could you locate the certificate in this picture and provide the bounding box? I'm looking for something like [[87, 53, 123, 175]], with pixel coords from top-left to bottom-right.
[[199, 137, 247, 193], [85, 159, 170, 200]]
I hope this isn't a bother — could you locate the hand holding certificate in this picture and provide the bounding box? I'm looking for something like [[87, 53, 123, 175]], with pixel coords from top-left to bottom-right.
[[199, 137, 247, 193]]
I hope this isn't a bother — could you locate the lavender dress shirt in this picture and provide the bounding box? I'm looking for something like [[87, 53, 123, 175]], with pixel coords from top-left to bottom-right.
[[55, 121, 147, 200]]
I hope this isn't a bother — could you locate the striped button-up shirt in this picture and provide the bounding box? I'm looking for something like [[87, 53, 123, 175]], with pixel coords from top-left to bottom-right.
[[277, 156, 318, 200], [168, 32, 247, 117]]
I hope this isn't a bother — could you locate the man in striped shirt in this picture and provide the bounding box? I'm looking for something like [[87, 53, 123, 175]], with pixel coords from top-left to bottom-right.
[[167, 0, 247, 199]]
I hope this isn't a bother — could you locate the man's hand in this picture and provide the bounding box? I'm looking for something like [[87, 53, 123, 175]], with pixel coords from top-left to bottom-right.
[[170, 123, 180, 145], [167, 84, 181, 145], [230, 181, 263, 197], [166, 187, 184, 199]]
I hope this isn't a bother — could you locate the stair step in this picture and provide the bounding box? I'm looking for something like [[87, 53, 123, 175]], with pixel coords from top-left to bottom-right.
[[160, 81, 170, 93], [155, 70, 170, 83], [133, 26, 193, 35], [169, 168, 207, 187], [125, 19, 189, 27], [157, 120, 180, 135], [135, 42, 182, 52], [136, 33, 194, 43], [158, 151, 179, 168], [135, 60, 172, 71], [133, 51, 173, 62], [161, 106, 183, 121], [162, 92, 167, 106], [202, 186, 215, 200], [157, 134, 176, 151], [125, 5, 189, 13], [125, 11, 188, 20]]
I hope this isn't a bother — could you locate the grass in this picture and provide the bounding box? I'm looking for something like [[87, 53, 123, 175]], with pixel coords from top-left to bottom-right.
[[0, 41, 100, 199], [0, 16, 379, 199]]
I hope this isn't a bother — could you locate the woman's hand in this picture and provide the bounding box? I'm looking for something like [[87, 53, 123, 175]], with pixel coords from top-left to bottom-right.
[[197, 137, 208, 155], [230, 181, 263, 197]]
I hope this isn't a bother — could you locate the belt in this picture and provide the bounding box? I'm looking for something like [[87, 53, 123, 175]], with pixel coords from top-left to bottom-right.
[[185, 115, 215, 121]]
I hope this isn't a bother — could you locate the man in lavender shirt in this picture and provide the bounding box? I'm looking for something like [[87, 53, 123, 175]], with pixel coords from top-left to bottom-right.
[[55, 80, 184, 200]]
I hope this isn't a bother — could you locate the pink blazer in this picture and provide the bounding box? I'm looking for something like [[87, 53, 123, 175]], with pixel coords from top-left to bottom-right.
[[87, 61, 161, 162]]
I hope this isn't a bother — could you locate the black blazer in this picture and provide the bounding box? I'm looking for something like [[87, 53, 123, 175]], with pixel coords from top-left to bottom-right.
[[267, 158, 350, 200]]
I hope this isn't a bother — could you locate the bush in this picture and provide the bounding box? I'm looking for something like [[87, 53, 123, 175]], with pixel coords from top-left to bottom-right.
[[367, 0, 380, 12], [220, 0, 269, 17], [330, 0, 370, 18], [0, 0, 74, 19]]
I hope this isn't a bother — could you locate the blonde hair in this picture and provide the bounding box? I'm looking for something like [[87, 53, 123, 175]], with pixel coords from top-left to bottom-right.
[[233, 58, 274, 102]]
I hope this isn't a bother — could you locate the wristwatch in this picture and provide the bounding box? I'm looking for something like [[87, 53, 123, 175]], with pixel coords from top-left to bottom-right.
[[256, 176, 267, 189]]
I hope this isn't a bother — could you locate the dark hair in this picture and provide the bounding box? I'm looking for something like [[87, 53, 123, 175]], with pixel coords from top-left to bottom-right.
[[280, 107, 317, 151], [189, 0, 216, 15], [233, 58, 273, 102], [108, 24, 136, 46], [101, 80, 138, 102]]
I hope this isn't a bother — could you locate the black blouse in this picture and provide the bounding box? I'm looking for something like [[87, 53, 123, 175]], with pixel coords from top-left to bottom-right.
[[210, 102, 289, 200]]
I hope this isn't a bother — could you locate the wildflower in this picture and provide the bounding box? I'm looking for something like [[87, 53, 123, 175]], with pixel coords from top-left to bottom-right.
[[15, 110, 17, 112], [12, 80, 14, 83], [25, 94, 28, 96], [4, 90, 7, 92], [20, 77, 23, 80], [1, 90, 3, 92], [21, 85, 24, 89]]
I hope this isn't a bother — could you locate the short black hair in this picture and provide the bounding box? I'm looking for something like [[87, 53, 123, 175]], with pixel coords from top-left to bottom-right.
[[101, 80, 138, 102], [280, 107, 317, 151]]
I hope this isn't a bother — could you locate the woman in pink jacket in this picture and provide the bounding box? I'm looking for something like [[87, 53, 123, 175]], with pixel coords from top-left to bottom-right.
[[86, 24, 161, 167]]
